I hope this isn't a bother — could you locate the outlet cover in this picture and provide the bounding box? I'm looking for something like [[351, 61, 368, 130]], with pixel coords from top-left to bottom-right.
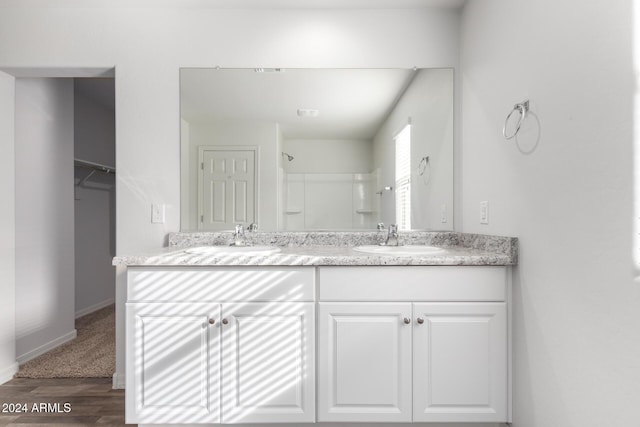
[[152, 204, 165, 224]]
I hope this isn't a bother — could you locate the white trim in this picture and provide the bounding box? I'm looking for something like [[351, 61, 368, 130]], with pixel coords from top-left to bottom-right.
[[0, 362, 19, 385], [16, 329, 77, 365], [112, 372, 126, 389], [75, 297, 115, 319], [0, 67, 114, 78], [507, 266, 513, 423]]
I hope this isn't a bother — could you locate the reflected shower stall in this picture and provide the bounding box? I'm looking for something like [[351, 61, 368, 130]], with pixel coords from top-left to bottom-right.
[[281, 169, 381, 230]]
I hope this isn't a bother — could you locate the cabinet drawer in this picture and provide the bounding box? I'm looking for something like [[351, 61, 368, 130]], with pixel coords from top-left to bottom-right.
[[127, 266, 315, 302], [319, 266, 507, 301]]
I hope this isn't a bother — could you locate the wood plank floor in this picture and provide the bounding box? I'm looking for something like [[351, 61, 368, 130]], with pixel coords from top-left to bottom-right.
[[0, 378, 133, 426]]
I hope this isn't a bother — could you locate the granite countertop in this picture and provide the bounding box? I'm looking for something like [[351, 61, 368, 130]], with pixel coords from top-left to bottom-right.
[[113, 231, 518, 267]]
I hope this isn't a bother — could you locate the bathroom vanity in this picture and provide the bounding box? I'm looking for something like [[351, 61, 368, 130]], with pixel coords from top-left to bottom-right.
[[115, 231, 517, 426]]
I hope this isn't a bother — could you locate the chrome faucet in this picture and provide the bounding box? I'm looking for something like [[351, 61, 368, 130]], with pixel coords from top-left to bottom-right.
[[383, 224, 400, 246], [232, 224, 247, 246]]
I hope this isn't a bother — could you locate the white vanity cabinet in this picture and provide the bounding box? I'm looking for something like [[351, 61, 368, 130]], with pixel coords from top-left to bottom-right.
[[125, 263, 511, 425], [317, 266, 510, 423], [126, 267, 316, 425]]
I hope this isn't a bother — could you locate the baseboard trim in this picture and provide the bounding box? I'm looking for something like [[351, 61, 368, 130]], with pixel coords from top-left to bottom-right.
[[112, 372, 125, 389], [75, 298, 115, 319], [16, 329, 77, 365], [0, 362, 19, 385]]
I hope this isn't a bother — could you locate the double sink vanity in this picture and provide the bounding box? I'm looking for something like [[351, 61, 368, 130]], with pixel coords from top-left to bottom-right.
[[114, 231, 517, 426]]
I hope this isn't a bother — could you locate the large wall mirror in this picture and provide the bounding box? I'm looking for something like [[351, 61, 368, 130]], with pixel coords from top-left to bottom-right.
[[180, 68, 453, 232]]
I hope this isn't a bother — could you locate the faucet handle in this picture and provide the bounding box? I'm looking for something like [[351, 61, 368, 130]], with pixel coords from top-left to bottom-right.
[[232, 224, 247, 247], [377, 222, 385, 231], [247, 223, 258, 232], [389, 224, 398, 234]]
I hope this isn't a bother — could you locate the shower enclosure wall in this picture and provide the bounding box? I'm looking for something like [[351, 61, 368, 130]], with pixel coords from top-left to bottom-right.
[[281, 169, 381, 230]]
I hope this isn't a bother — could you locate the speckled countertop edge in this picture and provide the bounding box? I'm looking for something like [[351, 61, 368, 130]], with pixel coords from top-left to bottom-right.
[[113, 231, 517, 266]]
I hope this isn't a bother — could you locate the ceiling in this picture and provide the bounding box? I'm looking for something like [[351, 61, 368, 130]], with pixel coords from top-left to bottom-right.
[[1, 0, 466, 9], [168, 0, 467, 9], [181, 68, 418, 140], [75, 78, 115, 111]]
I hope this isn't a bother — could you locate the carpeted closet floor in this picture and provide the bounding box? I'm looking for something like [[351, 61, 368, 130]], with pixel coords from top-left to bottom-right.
[[16, 304, 115, 379]]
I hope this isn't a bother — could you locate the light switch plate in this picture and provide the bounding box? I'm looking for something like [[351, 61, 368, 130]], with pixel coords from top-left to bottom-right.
[[480, 201, 489, 224], [440, 204, 447, 223], [152, 204, 165, 224]]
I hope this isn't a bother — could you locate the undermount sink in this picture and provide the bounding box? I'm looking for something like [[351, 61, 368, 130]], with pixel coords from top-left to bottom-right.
[[184, 245, 281, 255], [353, 245, 445, 256]]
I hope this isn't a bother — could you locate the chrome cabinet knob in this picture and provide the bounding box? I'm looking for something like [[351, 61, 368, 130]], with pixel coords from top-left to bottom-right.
[[222, 318, 229, 325], [417, 317, 424, 324], [403, 317, 411, 324], [208, 318, 215, 325]]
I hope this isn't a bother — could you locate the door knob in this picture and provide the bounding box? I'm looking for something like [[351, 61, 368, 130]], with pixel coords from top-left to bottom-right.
[[403, 317, 411, 324], [417, 317, 424, 324], [208, 318, 216, 325], [222, 318, 229, 325]]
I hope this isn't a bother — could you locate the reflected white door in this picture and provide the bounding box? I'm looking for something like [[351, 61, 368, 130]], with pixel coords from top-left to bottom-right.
[[317, 303, 412, 422], [200, 149, 256, 230], [413, 302, 507, 423], [126, 303, 220, 424], [221, 302, 315, 423]]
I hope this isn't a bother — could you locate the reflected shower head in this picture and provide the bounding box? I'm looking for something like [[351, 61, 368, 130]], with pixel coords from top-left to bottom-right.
[[282, 152, 294, 162]]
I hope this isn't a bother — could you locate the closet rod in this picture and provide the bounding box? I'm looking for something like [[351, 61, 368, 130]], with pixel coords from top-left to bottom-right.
[[74, 158, 116, 174]]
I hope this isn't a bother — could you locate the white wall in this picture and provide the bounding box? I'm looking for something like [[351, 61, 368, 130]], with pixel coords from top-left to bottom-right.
[[15, 78, 76, 362], [373, 68, 454, 229], [180, 118, 191, 229], [74, 80, 116, 317], [184, 119, 280, 230], [0, 71, 17, 382], [276, 124, 284, 230], [460, 1, 639, 426], [283, 139, 373, 174], [0, 3, 460, 390]]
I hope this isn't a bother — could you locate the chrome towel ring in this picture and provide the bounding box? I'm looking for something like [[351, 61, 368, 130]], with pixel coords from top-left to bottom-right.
[[417, 156, 431, 185], [503, 99, 529, 140]]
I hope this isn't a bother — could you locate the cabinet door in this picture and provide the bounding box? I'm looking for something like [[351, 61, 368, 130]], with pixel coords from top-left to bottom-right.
[[318, 303, 412, 422], [413, 302, 507, 423], [126, 303, 221, 424], [221, 302, 315, 423]]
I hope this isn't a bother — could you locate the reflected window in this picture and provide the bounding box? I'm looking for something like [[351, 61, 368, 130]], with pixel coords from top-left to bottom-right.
[[395, 124, 411, 230]]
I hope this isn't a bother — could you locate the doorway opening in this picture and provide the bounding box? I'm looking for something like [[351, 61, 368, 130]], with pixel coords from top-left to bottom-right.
[[5, 69, 116, 379]]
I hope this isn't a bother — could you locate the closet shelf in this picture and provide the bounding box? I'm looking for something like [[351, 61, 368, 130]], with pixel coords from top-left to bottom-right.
[[74, 158, 115, 174], [74, 158, 116, 189]]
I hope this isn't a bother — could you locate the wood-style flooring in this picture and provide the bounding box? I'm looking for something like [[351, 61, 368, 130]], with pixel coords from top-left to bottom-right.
[[0, 377, 132, 426]]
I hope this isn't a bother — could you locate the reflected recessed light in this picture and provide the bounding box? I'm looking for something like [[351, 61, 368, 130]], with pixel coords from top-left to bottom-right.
[[297, 108, 319, 117]]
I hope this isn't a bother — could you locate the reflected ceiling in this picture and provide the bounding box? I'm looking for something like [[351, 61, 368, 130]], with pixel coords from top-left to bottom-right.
[[181, 68, 416, 140]]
